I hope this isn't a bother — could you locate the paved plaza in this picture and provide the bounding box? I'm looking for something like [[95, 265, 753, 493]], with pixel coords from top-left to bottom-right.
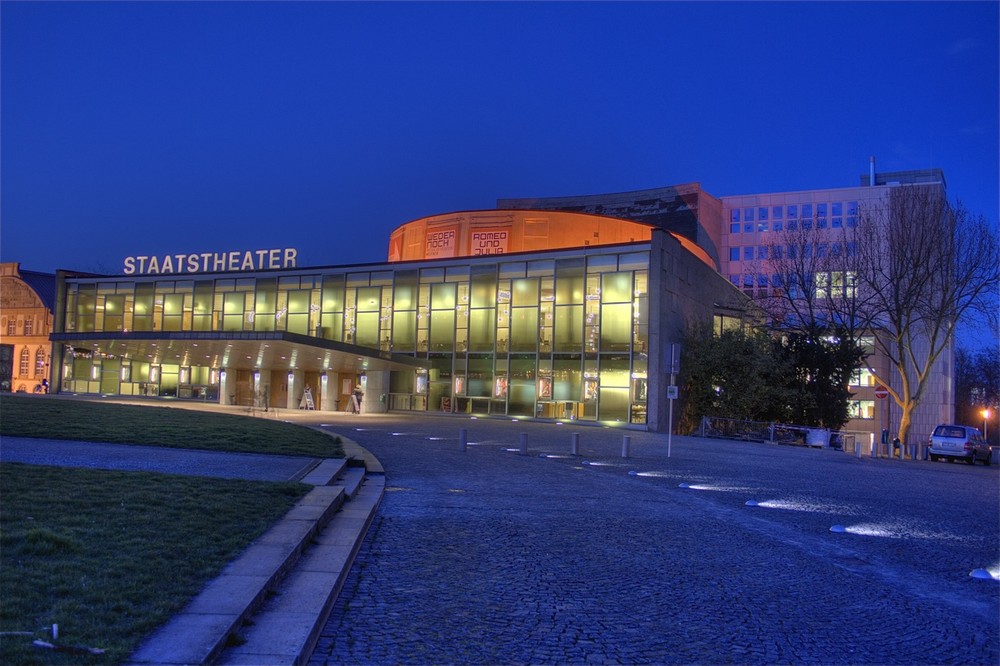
[[291, 412, 999, 666]]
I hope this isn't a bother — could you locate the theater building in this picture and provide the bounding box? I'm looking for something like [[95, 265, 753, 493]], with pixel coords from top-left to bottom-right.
[[50, 207, 750, 431], [45, 166, 950, 441]]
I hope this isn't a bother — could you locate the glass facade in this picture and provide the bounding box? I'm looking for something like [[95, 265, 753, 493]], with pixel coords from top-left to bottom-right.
[[60, 248, 651, 425]]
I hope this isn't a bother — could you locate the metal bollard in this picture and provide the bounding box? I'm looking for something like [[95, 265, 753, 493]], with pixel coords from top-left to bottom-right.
[[571, 433, 580, 456], [622, 435, 631, 458], [519, 432, 527, 456], [459, 428, 467, 452]]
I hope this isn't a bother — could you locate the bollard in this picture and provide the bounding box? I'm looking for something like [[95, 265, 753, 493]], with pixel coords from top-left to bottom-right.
[[571, 433, 580, 456], [459, 428, 467, 452], [519, 432, 528, 456], [622, 435, 631, 458]]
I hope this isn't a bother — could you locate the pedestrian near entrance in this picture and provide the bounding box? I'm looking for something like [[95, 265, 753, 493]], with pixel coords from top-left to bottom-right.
[[348, 385, 363, 414]]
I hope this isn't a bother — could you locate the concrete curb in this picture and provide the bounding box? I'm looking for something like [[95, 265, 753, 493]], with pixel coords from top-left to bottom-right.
[[128, 449, 384, 666]]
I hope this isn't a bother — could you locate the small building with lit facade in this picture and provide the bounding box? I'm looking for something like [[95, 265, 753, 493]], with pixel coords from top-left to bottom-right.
[[0, 262, 56, 393]]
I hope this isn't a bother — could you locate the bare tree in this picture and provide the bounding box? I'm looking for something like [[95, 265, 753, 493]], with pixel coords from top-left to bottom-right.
[[855, 186, 999, 445], [754, 215, 867, 429]]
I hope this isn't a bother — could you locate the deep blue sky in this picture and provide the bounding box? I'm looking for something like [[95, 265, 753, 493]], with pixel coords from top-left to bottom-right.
[[2, 1, 997, 344]]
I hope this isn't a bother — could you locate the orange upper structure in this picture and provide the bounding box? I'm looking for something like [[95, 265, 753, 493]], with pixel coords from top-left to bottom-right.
[[387, 209, 714, 268]]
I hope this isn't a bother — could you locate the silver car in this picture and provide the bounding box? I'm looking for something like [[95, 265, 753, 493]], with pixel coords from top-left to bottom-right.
[[927, 424, 991, 465]]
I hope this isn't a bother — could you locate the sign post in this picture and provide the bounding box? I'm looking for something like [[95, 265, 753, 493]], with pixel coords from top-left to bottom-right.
[[667, 343, 681, 458], [874, 385, 888, 457]]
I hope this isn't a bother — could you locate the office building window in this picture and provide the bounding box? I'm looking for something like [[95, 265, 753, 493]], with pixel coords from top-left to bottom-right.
[[758, 207, 768, 221], [743, 208, 755, 222], [773, 219, 783, 232], [848, 400, 875, 419], [758, 246, 768, 260], [743, 247, 754, 261], [787, 205, 798, 219], [730, 223, 740, 234], [772, 206, 783, 219], [758, 221, 768, 233], [729, 248, 740, 262], [731, 209, 740, 223], [847, 201, 858, 227]]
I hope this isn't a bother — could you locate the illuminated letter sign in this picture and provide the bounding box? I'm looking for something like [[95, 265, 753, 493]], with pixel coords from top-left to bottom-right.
[[123, 248, 298, 275], [471, 228, 510, 256]]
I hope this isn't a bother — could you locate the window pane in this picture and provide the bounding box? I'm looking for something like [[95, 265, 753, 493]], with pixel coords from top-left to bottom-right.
[[601, 272, 632, 303], [469, 309, 496, 352], [554, 305, 583, 352], [600, 303, 631, 351], [431, 283, 456, 310], [357, 287, 381, 312], [512, 278, 538, 307], [510, 308, 538, 352], [392, 311, 416, 349], [430, 310, 455, 351]]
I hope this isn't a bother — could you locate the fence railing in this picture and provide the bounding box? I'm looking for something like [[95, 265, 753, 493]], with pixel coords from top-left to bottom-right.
[[698, 416, 860, 451]]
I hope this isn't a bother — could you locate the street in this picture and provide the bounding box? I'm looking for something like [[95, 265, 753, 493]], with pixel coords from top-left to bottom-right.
[[292, 412, 999, 665]]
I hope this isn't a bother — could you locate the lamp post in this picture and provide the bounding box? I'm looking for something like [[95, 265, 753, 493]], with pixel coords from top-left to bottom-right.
[[983, 408, 991, 442]]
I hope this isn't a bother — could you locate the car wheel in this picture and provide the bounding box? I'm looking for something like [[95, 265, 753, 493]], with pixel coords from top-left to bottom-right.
[[966, 456, 976, 465]]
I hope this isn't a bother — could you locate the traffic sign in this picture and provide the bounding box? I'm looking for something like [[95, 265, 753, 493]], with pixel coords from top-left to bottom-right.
[[874, 385, 888, 399]]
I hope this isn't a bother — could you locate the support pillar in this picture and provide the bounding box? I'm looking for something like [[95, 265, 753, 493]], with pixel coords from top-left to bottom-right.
[[321, 372, 338, 412], [287, 370, 304, 410], [363, 371, 390, 414], [220, 368, 232, 406]]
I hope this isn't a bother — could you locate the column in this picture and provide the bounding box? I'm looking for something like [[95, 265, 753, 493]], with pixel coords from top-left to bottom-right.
[[219, 368, 232, 405], [363, 371, 390, 414], [287, 370, 304, 409], [321, 372, 338, 412]]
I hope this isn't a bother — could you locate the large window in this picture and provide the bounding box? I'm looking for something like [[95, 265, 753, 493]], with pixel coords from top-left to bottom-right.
[[35, 348, 46, 377], [19, 348, 30, 376]]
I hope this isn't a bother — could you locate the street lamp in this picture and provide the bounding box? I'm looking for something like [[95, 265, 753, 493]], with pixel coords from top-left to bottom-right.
[[983, 408, 991, 442]]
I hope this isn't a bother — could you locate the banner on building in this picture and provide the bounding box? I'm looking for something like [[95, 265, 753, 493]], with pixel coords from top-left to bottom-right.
[[471, 227, 510, 256], [425, 226, 458, 258]]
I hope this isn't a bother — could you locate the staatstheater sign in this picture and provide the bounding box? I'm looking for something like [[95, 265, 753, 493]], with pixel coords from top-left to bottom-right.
[[123, 248, 298, 275]]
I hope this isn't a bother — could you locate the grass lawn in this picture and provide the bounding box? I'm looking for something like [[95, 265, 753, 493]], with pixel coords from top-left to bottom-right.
[[0, 463, 310, 664], [0, 394, 343, 458], [0, 395, 345, 664]]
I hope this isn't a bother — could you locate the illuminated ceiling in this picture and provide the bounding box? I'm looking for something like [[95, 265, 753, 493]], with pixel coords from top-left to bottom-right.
[[51, 332, 428, 375]]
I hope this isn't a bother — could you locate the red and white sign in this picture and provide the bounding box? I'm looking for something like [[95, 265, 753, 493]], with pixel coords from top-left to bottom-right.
[[874, 385, 889, 399]]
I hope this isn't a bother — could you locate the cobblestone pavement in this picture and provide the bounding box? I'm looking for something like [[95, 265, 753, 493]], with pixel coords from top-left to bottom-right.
[[289, 413, 998, 665]]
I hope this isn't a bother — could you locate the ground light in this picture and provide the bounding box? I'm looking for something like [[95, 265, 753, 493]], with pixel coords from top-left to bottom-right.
[[744, 499, 860, 514]]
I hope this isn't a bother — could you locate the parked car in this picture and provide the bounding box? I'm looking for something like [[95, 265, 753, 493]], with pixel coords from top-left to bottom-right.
[[927, 424, 991, 465]]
